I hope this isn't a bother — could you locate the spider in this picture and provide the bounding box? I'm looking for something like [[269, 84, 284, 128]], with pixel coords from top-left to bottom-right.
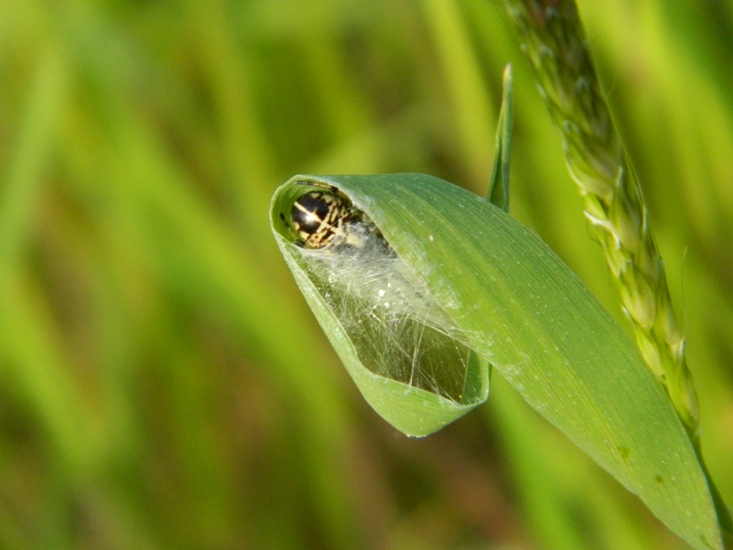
[[280, 181, 374, 250]]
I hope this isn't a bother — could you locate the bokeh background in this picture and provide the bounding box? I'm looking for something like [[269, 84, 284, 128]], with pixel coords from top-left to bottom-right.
[[1, 0, 732, 548]]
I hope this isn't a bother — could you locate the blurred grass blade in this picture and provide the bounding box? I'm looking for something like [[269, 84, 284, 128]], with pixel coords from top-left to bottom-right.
[[0, 49, 65, 284], [487, 64, 513, 211], [271, 173, 722, 550]]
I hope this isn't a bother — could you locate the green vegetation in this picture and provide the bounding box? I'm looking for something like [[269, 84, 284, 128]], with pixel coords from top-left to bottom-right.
[[0, 0, 731, 548]]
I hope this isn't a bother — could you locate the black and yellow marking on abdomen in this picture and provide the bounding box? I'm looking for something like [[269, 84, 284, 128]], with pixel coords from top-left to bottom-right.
[[291, 190, 359, 249]]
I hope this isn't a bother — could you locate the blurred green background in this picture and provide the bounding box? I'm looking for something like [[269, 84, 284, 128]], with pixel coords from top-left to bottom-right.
[[1, 0, 732, 548]]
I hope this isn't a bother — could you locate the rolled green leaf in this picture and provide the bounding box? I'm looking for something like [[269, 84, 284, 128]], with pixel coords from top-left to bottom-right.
[[271, 178, 489, 436], [270, 173, 721, 550]]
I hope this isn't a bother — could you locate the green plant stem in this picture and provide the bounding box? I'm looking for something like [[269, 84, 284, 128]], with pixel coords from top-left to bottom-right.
[[499, 0, 732, 541]]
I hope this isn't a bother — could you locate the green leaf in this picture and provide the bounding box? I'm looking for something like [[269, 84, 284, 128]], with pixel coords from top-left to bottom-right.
[[270, 173, 722, 550], [487, 64, 513, 211]]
